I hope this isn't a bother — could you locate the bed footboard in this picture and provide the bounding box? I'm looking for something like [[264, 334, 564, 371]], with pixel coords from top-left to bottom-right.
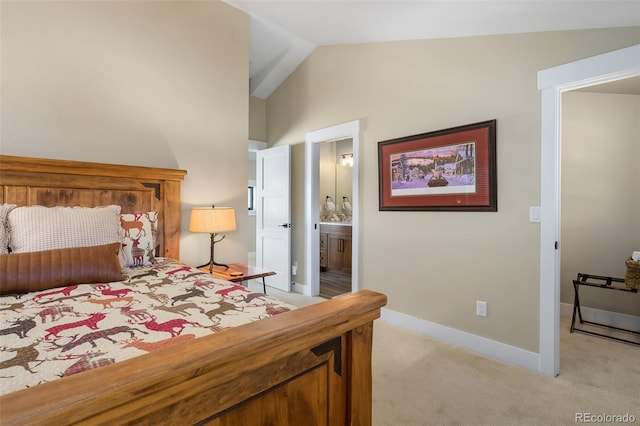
[[0, 290, 387, 426]]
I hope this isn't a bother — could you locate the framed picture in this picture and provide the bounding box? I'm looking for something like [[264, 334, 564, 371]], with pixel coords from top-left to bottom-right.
[[378, 120, 497, 211]]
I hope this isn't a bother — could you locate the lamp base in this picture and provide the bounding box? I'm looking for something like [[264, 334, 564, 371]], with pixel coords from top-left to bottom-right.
[[198, 232, 229, 273], [197, 260, 229, 273]]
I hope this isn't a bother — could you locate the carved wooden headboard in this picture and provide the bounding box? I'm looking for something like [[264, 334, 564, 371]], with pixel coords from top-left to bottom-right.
[[0, 155, 187, 259]]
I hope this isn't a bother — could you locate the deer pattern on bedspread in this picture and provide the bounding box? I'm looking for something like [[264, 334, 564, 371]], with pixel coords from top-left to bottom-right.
[[0, 259, 295, 395]]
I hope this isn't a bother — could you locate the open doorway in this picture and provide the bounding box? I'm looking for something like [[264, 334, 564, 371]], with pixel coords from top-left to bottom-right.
[[561, 79, 640, 333], [318, 138, 353, 298], [305, 120, 360, 298], [538, 44, 640, 377], [248, 140, 267, 266]]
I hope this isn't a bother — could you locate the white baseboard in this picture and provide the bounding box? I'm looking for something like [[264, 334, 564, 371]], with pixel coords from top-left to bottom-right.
[[380, 305, 640, 374], [380, 307, 541, 373], [291, 281, 305, 294], [560, 302, 640, 332]]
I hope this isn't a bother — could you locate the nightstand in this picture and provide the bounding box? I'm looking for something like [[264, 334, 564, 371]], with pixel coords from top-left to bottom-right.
[[200, 263, 276, 294]]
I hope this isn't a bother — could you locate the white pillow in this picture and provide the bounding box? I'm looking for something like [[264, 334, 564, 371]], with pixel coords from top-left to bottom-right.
[[0, 204, 17, 255], [7, 205, 122, 253]]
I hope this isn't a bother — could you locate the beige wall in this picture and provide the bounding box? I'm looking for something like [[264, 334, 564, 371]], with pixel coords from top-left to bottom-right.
[[266, 28, 640, 352], [561, 92, 640, 316], [249, 96, 267, 142], [0, 1, 250, 267]]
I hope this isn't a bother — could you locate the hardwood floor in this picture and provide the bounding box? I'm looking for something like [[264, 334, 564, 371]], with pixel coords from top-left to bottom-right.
[[319, 270, 351, 299]]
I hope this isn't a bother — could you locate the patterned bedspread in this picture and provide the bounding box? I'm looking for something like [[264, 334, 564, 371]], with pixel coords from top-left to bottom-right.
[[0, 259, 294, 395]]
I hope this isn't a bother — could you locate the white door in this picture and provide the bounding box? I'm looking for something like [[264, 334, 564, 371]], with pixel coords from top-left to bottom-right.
[[256, 145, 291, 292]]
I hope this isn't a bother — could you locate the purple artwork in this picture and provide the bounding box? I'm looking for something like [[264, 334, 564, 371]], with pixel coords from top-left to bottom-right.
[[390, 141, 476, 196]]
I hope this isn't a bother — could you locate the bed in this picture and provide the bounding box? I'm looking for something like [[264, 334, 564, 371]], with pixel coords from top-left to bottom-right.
[[0, 154, 387, 425]]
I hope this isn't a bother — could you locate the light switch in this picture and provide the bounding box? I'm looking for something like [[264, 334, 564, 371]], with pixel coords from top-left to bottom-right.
[[530, 206, 541, 223]]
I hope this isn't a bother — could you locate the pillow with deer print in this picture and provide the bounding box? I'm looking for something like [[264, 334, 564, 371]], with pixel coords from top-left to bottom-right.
[[0, 204, 17, 255], [120, 211, 158, 267]]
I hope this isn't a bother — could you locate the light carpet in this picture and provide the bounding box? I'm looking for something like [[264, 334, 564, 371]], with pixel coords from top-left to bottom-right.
[[371, 318, 639, 425], [251, 282, 638, 425]]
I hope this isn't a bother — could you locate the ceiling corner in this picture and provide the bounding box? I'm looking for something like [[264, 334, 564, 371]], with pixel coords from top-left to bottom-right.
[[250, 38, 316, 99]]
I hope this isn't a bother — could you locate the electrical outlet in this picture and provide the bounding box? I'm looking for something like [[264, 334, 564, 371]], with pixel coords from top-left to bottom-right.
[[292, 261, 298, 276], [476, 301, 487, 317]]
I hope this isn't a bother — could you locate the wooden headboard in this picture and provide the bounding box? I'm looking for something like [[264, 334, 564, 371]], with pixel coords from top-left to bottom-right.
[[0, 155, 187, 259]]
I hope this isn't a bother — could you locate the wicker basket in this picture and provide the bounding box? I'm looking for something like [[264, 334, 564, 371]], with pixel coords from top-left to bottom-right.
[[625, 257, 640, 290]]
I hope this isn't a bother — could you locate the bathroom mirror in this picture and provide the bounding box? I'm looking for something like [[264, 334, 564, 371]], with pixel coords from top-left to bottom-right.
[[319, 138, 353, 223]]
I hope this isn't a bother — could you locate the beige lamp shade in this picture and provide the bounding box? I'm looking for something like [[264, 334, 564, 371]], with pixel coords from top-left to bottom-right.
[[189, 207, 237, 234]]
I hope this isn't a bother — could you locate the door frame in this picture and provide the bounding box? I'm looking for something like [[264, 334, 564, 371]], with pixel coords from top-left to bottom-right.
[[305, 120, 361, 297], [537, 44, 639, 377]]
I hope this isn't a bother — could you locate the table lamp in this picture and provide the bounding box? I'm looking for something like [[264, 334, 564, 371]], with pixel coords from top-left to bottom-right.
[[189, 205, 237, 272]]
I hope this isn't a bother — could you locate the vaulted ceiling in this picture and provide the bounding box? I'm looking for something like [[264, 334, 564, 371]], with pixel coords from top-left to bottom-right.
[[224, 1, 640, 99]]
